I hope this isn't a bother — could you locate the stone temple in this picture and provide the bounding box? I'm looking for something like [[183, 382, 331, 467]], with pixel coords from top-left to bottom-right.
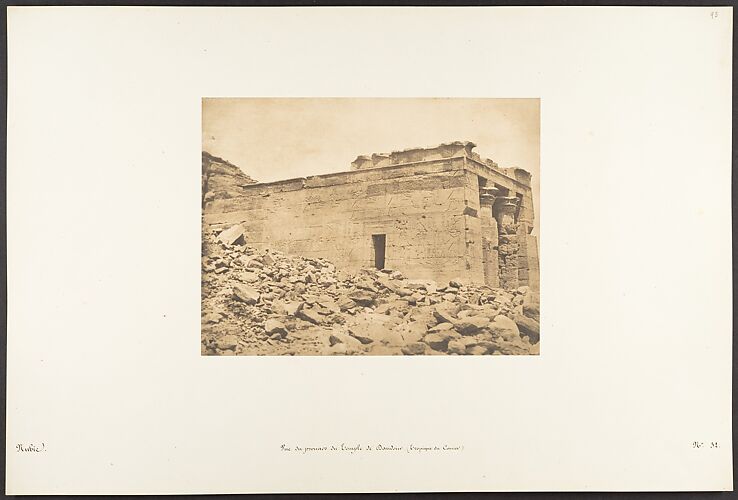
[[202, 141, 539, 291]]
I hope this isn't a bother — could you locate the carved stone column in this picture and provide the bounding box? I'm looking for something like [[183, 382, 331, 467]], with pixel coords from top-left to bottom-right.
[[494, 196, 520, 290], [479, 188, 500, 288]]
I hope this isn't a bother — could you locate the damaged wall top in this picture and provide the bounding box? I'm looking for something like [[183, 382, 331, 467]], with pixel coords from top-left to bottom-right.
[[202, 151, 258, 206], [349, 140, 532, 188]]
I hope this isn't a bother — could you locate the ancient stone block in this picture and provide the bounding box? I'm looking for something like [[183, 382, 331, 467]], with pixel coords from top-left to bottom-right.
[[217, 224, 245, 246]]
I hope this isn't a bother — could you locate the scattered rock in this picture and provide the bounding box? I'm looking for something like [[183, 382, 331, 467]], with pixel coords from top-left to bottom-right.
[[216, 335, 239, 350], [201, 229, 539, 356], [455, 316, 490, 335], [347, 314, 397, 345], [401, 342, 428, 355], [284, 301, 304, 316], [241, 271, 259, 283], [217, 225, 245, 245], [466, 345, 489, 355], [488, 315, 520, 341], [246, 259, 264, 270], [447, 339, 466, 355], [349, 292, 375, 307], [392, 321, 426, 344], [337, 297, 356, 311], [428, 322, 455, 333], [433, 307, 456, 325], [423, 330, 458, 351], [232, 284, 260, 305], [265, 319, 287, 336], [202, 312, 224, 324], [522, 293, 540, 322], [329, 332, 363, 349], [296, 307, 322, 325], [329, 343, 348, 355], [513, 314, 540, 342], [374, 303, 393, 315], [349, 331, 374, 345]]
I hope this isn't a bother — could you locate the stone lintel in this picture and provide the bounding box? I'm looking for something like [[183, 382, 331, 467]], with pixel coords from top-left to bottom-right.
[[464, 156, 533, 190]]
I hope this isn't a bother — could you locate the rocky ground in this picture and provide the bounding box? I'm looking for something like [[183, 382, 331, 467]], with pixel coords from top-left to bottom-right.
[[201, 226, 540, 356]]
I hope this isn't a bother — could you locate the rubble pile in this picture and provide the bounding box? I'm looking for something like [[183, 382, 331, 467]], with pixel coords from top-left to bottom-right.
[[201, 226, 540, 356]]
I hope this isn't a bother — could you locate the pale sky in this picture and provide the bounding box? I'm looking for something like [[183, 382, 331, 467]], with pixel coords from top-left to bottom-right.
[[202, 98, 540, 227]]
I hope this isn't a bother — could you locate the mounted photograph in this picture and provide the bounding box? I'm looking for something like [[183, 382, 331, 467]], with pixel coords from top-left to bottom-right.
[[201, 98, 540, 356]]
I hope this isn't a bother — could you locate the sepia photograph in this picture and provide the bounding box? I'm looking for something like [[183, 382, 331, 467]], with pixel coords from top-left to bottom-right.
[[201, 98, 540, 356], [7, 6, 732, 494]]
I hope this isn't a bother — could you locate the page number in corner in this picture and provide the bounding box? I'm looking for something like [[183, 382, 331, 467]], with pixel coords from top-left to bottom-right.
[[692, 441, 719, 449], [711, 11, 719, 19]]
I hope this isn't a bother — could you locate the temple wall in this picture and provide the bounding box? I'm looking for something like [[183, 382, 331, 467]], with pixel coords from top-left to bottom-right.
[[202, 142, 538, 290], [204, 159, 487, 285]]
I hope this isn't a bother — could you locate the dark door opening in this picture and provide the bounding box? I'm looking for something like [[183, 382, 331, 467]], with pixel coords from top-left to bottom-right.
[[372, 234, 386, 270]]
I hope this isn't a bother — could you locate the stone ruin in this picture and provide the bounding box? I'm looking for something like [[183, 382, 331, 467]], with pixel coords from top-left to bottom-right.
[[201, 142, 540, 356], [202, 141, 539, 291]]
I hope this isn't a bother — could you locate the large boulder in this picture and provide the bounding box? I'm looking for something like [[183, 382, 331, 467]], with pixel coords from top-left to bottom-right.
[[428, 322, 455, 333], [406, 307, 438, 328], [401, 342, 428, 355], [447, 339, 466, 355], [454, 316, 490, 335], [202, 312, 224, 324], [522, 293, 540, 322], [492, 290, 514, 308], [296, 307, 323, 325], [328, 332, 364, 350], [240, 271, 259, 283], [406, 279, 437, 294], [232, 284, 260, 305], [349, 292, 376, 307], [366, 344, 404, 355], [473, 304, 500, 321], [432, 306, 457, 325], [217, 225, 245, 246], [336, 297, 357, 311], [347, 314, 399, 345], [391, 321, 427, 344], [329, 343, 348, 355], [265, 319, 287, 336], [449, 278, 466, 288], [284, 301, 304, 316], [489, 337, 531, 355], [216, 335, 239, 350], [423, 329, 459, 351], [459, 336, 480, 348], [488, 315, 520, 341], [513, 313, 540, 343], [377, 329, 407, 347], [317, 296, 341, 314], [466, 344, 489, 355]]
